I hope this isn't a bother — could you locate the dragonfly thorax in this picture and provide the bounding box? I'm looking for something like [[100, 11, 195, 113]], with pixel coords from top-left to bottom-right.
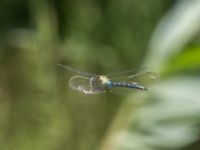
[[89, 75, 111, 90]]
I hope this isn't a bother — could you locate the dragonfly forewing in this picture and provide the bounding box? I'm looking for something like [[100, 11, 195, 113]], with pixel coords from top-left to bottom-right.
[[106, 67, 146, 78], [57, 64, 95, 77], [69, 75, 106, 94]]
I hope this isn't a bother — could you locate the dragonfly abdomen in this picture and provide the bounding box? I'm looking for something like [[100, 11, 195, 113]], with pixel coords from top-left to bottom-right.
[[112, 82, 147, 90]]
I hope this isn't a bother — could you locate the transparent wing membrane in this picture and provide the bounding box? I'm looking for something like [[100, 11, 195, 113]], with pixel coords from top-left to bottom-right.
[[69, 75, 105, 94], [109, 87, 145, 95], [106, 67, 146, 78], [128, 72, 159, 86], [57, 64, 95, 77]]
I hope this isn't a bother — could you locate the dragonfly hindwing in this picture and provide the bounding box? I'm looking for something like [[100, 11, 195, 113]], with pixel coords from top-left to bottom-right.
[[69, 75, 105, 94]]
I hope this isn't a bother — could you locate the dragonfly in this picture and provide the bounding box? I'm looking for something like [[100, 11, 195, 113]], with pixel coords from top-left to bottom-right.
[[57, 64, 159, 94]]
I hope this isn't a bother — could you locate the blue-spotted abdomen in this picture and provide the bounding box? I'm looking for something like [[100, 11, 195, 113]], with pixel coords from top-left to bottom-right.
[[111, 81, 147, 90]]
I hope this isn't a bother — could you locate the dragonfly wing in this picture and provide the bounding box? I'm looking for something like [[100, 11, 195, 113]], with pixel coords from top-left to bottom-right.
[[109, 87, 144, 95], [69, 75, 105, 94], [57, 64, 95, 77], [106, 67, 146, 78], [127, 72, 159, 87]]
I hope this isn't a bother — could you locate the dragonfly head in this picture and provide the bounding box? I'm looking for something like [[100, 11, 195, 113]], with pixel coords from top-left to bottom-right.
[[89, 75, 111, 90]]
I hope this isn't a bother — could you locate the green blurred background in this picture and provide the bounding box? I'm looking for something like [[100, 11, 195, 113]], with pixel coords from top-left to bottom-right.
[[0, 0, 200, 150]]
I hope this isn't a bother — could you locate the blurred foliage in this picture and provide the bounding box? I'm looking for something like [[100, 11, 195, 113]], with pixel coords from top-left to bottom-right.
[[0, 0, 200, 150], [163, 47, 200, 76]]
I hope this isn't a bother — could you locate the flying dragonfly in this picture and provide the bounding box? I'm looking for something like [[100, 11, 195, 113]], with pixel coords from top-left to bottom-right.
[[57, 64, 159, 94]]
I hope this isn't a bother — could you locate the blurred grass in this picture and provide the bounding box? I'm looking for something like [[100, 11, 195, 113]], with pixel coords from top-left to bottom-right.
[[163, 47, 200, 76], [0, 0, 200, 150]]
